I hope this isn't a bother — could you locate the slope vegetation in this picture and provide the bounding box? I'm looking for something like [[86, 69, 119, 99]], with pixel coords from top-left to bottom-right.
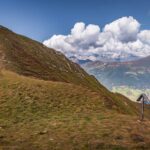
[[0, 71, 150, 149]]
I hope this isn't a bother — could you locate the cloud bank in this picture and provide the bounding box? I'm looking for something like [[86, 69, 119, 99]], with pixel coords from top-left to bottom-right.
[[43, 16, 150, 62]]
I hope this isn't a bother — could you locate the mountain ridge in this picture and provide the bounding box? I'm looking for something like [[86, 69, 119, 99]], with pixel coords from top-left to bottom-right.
[[0, 26, 105, 91]]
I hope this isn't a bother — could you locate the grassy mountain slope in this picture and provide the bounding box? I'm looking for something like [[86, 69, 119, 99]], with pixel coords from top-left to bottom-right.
[[0, 71, 150, 149]]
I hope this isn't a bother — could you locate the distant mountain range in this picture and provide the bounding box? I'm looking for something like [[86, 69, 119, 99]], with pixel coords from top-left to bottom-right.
[[82, 56, 150, 89], [70, 52, 142, 64]]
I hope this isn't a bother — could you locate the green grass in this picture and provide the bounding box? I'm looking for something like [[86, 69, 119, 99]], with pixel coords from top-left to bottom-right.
[[112, 86, 150, 101]]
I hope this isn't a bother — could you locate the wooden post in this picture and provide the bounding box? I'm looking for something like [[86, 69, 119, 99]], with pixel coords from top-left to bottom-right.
[[141, 97, 144, 121], [137, 94, 145, 121]]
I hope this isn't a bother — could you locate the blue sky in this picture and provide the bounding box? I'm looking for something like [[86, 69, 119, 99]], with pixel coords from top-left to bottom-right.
[[0, 0, 150, 42]]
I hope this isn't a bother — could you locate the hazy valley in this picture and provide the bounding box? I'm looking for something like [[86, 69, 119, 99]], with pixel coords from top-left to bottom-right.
[[81, 56, 150, 101]]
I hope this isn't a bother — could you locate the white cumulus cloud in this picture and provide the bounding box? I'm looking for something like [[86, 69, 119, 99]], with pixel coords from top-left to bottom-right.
[[104, 16, 140, 42], [43, 16, 150, 62], [138, 30, 150, 45]]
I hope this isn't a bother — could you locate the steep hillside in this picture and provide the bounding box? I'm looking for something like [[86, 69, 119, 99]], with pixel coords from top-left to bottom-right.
[[0, 26, 103, 91]]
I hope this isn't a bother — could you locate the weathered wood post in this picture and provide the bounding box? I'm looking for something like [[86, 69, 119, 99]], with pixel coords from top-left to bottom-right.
[[137, 94, 150, 121], [141, 96, 144, 121], [137, 94, 145, 121]]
